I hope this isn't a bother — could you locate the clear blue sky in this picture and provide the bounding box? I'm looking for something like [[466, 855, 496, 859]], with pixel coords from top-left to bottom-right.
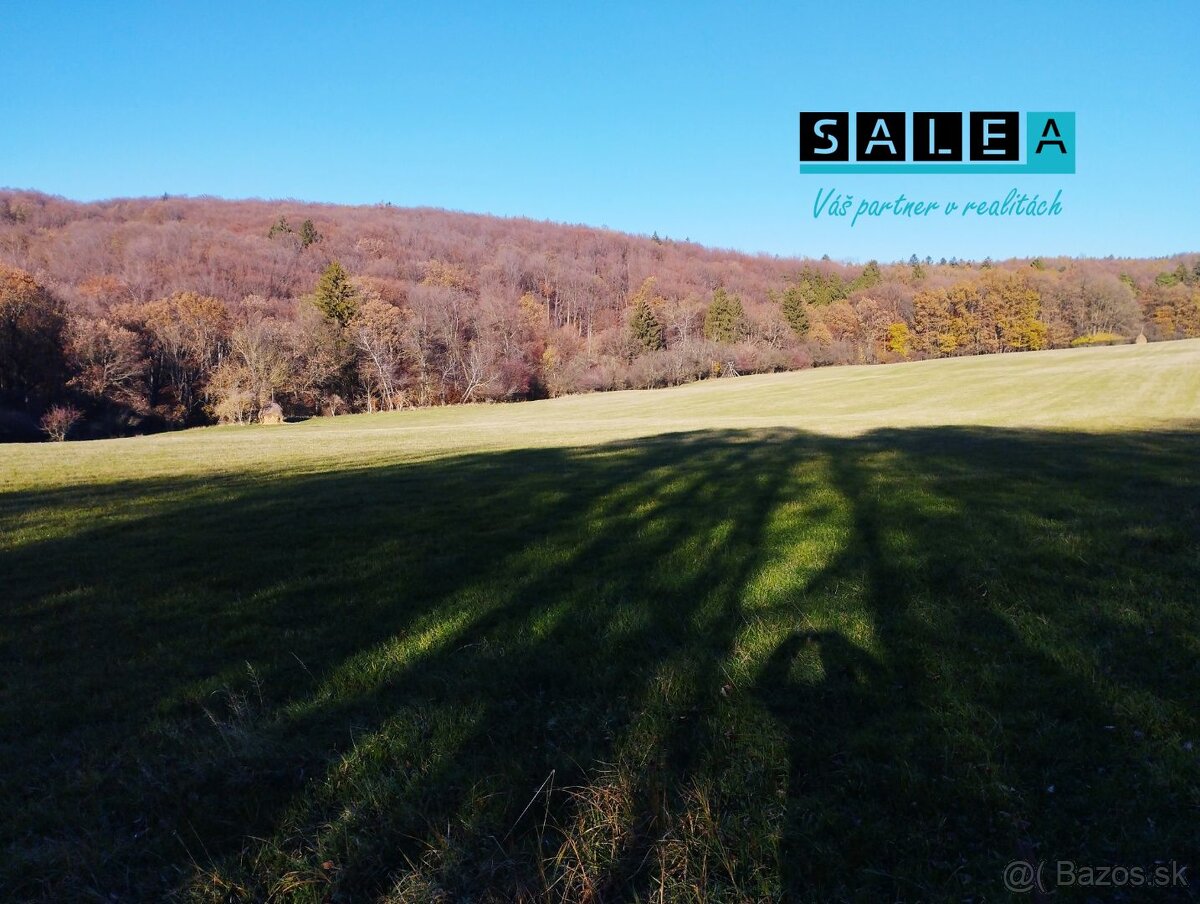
[[2, 1, 1196, 261]]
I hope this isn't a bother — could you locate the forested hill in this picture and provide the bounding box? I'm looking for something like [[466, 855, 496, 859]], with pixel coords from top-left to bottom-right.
[[1, 189, 1198, 439]]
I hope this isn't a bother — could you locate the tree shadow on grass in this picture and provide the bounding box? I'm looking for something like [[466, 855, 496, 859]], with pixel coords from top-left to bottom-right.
[[1, 426, 1198, 901], [759, 427, 1200, 901]]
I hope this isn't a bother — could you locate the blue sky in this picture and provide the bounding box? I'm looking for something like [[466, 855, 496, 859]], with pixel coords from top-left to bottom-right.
[[2, 1, 1196, 261]]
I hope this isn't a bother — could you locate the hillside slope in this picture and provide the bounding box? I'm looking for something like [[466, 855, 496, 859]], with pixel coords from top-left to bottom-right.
[[2, 190, 1197, 440]]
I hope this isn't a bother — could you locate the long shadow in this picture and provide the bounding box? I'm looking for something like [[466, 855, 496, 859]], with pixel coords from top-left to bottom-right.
[[1, 426, 1198, 901], [757, 427, 1200, 901], [1, 431, 806, 899]]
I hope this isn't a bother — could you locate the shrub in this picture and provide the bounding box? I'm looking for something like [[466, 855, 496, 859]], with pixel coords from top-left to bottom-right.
[[40, 405, 83, 441], [665, 341, 717, 385], [787, 345, 815, 370], [321, 394, 348, 416], [209, 379, 256, 424], [627, 351, 673, 389], [579, 360, 622, 393], [1070, 332, 1128, 347]]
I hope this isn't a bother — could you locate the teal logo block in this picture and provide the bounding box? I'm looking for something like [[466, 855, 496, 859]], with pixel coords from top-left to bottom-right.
[[1026, 112, 1075, 173]]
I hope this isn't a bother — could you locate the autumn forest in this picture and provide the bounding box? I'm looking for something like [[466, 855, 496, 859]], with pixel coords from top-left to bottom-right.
[[1, 190, 1198, 441]]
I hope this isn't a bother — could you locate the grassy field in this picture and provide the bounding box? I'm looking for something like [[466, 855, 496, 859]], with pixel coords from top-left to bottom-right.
[[2, 340, 1199, 901]]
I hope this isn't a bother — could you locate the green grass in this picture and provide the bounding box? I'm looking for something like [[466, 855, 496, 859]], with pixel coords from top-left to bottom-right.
[[2, 340, 1199, 902]]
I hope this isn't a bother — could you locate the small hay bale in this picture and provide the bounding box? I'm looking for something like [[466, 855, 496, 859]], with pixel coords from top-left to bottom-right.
[[259, 402, 285, 425]]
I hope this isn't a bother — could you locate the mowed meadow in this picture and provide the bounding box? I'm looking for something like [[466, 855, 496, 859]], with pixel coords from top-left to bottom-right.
[[2, 340, 1199, 902]]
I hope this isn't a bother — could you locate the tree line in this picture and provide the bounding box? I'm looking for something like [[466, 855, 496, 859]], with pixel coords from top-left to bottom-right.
[[1, 191, 1197, 440]]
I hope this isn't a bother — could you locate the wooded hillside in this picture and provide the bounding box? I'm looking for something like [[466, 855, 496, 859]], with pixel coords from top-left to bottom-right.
[[2, 190, 1197, 439]]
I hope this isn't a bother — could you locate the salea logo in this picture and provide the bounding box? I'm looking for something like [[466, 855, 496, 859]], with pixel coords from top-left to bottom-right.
[[799, 111, 1075, 174]]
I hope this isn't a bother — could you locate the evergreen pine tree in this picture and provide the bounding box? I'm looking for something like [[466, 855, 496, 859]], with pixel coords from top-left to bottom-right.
[[300, 219, 323, 250], [780, 286, 810, 337], [860, 260, 882, 289], [704, 287, 745, 343], [267, 216, 293, 239], [629, 297, 665, 352], [312, 261, 359, 326]]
